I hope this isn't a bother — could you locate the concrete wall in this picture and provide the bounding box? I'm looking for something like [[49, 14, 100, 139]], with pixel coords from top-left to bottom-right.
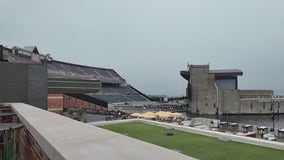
[[240, 99, 284, 114], [190, 65, 218, 114], [221, 90, 241, 114], [219, 90, 284, 114], [240, 90, 273, 98], [275, 100, 284, 114], [186, 65, 283, 115], [240, 99, 269, 114], [0, 62, 47, 110], [238, 90, 283, 114]]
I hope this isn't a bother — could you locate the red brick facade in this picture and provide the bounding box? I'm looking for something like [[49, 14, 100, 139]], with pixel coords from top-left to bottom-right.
[[47, 94, 107, 114], [47, 94, 64, 114], [18, 127, 49, 160], [63, 94, 107, 111]]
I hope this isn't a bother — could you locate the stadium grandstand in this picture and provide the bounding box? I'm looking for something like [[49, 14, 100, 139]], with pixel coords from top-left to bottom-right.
[[47, 60, 152, 112], [0, 45, 154, 113]]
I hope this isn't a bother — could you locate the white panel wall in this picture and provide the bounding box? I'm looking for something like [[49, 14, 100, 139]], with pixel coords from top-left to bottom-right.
[[215, 79, 236, 90]]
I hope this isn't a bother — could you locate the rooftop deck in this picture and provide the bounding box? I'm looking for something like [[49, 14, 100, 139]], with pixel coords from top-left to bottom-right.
[[10, 103, 195, 160]]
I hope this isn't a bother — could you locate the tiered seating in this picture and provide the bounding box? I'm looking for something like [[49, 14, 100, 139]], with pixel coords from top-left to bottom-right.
[[101, 86, 115, 93], [94, 95, 116, 103], [93, 94, 133, 103], [89, 85, 150, 104], [126, 95, 148, 102], [112, 87, 136, 94]]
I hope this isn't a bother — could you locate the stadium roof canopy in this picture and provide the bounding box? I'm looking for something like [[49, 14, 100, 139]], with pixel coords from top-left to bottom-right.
[[3, 46, 125, 84], [47, 60, 125, 84]]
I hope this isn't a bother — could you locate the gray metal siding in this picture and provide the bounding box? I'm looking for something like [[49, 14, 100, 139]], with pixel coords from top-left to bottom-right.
[[215, 79, 236, 90], [0, 62, 28, 103], [48, 79, 101, 93], [28, 64, 47, 110], [0, 62, 47, 110]]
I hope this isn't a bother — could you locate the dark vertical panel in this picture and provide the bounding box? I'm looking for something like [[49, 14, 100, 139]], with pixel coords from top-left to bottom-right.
[[235, 77, 238, 89], [28, 64, 47, 110], [0, 62, 47, 110], [0, 62, 28, 103], [0, 45, 3, 60]]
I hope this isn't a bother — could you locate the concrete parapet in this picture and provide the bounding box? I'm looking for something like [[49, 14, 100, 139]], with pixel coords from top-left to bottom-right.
[[91, 119, 284, 151], [143, 120, 284, 150], [10, 103, 195, 160], [90, 118, 140, 126]]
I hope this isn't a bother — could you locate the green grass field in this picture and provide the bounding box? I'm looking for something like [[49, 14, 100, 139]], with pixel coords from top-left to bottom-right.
[[101, 122, 284, 160]]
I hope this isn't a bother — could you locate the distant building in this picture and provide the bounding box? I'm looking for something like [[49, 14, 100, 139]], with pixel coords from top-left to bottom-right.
[[0, 45, 47, 109], [180, 64, 284, 114], [0, 44, 150, 114]]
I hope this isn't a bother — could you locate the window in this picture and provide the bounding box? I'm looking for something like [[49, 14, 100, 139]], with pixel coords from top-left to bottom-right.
[[263, 102, 265, 110], [250, 103, 253, 110]]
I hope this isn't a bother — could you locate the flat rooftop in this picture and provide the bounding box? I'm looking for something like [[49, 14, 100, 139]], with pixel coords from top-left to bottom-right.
[[180, 69, 243, 80], [10, 103, 195, 160]]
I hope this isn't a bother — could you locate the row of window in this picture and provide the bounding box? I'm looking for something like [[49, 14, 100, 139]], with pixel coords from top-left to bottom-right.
[[250, 102, 281, 110]]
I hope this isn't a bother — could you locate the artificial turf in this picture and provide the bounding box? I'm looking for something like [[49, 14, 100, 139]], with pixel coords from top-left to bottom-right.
[[101, 122, 284, 160]]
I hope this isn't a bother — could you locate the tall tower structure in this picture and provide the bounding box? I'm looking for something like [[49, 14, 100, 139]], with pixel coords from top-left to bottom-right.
[[180, 64, 243, 114]]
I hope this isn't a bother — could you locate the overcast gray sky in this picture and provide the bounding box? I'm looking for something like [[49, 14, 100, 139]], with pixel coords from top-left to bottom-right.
[[1, 0, 284, 96]]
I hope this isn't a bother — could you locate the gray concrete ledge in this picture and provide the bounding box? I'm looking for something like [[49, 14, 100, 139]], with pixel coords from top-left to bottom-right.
[[10, 103, 196, 160], [90, 118, 284, 151]]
